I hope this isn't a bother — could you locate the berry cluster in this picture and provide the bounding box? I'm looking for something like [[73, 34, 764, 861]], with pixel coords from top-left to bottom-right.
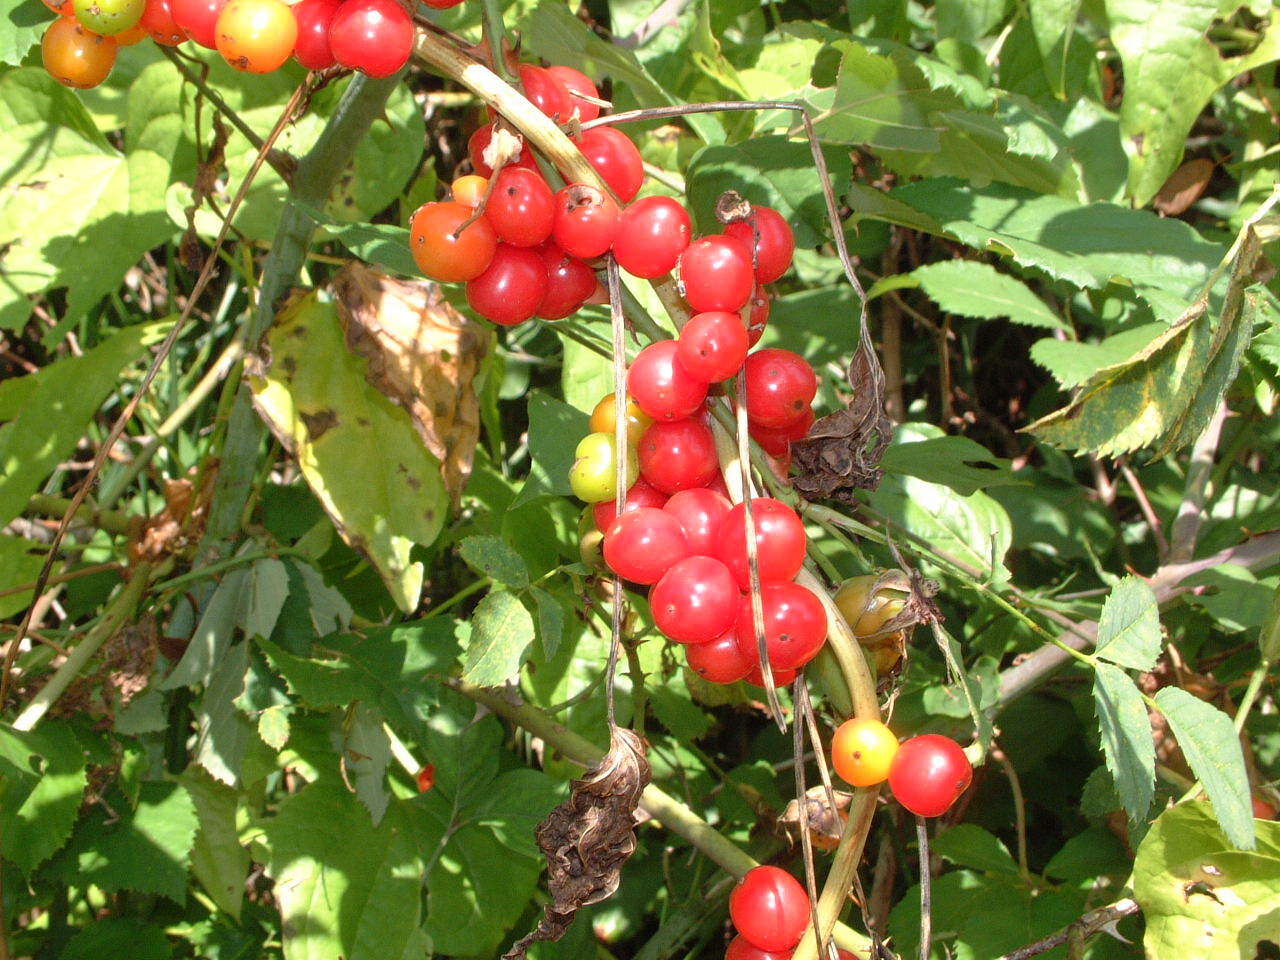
[[832, 720, 973, 817], [40, 0, 437, 89]]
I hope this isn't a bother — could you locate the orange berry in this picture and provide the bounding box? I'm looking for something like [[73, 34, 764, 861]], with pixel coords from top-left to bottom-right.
[[42, 17, 117, 89], [215, 0, 297, 73], [451, 174, 489, 208], [409, 200, 498, 282], [831, 718, 899, 787]]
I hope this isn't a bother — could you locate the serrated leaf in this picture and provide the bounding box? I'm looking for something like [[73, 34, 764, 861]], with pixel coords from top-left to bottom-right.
[[0, 0, 48, 66], [458, 535, 529, 589], [1093, 662, 1155, 825], [1095, 576, 1162, 671], [46, 781, 199, 903], [933, 824, 1020, 876], [879, 260, 1066, 331], [264, 783, 424, 960], [1030, 323, 1164, 389], [0, 720, 86, 873], [161, 568, 248, 690], [293, 560, 353, 636], [341, 703, 391, 825], [881, 433, 1022, 496], [194, 643, 255, 786], [1154, 687, 1254, 849], [179, 767, 249, 920], [1134, 801, 1280, 959], [249, 291, 447, 612], [1028, 228, 1263, 457], [461, 591, 536, 687], [528, 585, 565, 661]]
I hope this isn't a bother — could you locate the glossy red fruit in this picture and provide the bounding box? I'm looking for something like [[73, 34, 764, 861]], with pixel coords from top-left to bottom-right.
[[613, 196, 692, 278], [751, 407, 814, 457], [715, 498, 807, 590], [638, 418, 718, 494], [546, 64, 600, 122], [486, 166, 555, 247], [138, 0, 185, 44], [409, 201, 497, 282], [729, 866, 810, 954], [685, 631, 753, 684], [679, 235, 754, 313], [1254, 797, 1278, 820], [466, 244, 548, 326], [552, 184, 620, 260], [518, 63, 571, 121], [651, 556, 740, 644], [592, 477, 668, 531], [577, 125, 644, 202], [744, 662, 798, 688], [743, 349, 817, 429], [724, 935, 793, 960], [628, 341, 708, 422], [329, 0, 413, 77], [725, 206, 795, 283], [423, 0, 463, 7], [677, 311, 749, 383], [416, 764, 436, 792], [537, 243, 596, 320], [468, 123, 539, 178], [603, 507, 689, 585], [171, 0, 227, 47], [888, 735, 974, 818], [743, 284, 770, 346], [733, 581, 827, 670], [663, 488, 732, 556], [292, 0, 339, 68]]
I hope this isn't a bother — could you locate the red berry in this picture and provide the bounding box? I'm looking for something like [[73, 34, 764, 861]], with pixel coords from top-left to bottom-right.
[[612, 196, 692, 278], [744, 662, 798, 688], [676, 311, 749, 383], [651, 556, 739, 644], [536, 243, 596, 320], [291, 0, 338, 68], [592, 477, 668, 531], [603, 508, 689, 585], [1254, 797, 1277, 820], [679, 235, 754, 313], [329, 0, 413, 78], [139, 0, 185, 44], [729, 866, 810, 953], [628, 341, 708, 422], [518, 63, 571, 121], [724, 936, 794, 960], [468, 124, 538, 178], [485, 167, 555, 247], [663, 488, 731, 556], [546, 65, 600, 122], [715, 498, 807, 590], [733, 581, 827, 670], [743, 349, 817, 429], [685, 631, 753, 684], [466, 244, 547, 326], [171, 0, 227, 47], [423, 0, 463, 6], [725, 206, 795, 283], [416, 764, 436, 792], [577, 125, 644, 202], [751, 407, 814, 458], [888, 735, 974, 818], [638, 418, 718, 494], [552, 184, 620, 260]]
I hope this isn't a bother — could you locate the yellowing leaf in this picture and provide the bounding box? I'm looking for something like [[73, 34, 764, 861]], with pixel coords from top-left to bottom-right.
[[249, 291, 446, 611]]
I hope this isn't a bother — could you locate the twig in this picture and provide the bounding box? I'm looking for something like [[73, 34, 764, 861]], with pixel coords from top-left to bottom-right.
[[0, 562, 123, 601], [0, 81, 308, 706], [916, 818, 931, 960], [1119, 461, 1169, 559], [991, 746, 1031, 884], [23, 495, 136, 538], [793, 678, 830, 960], [1167, 404, 1227, 563], [993, 899, 1139, 960], [606, 256, 629, 733]]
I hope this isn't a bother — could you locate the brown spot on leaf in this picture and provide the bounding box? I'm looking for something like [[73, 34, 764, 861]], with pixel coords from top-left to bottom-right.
[[504, 727, 651, 959], [300, 408, 339, 440]]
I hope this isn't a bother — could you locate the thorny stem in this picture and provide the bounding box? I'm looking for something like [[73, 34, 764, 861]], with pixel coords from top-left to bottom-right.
[[1, 81, 308, 705]]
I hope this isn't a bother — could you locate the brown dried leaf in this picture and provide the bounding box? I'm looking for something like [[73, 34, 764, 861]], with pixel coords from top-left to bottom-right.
[[504, 726, 652, 959], [792, 336, 891, 503], [1153, 158, 1214, 217], [128, 474, 214, 565], [331, 263, 487, 505], [780, 785, 853, 853]]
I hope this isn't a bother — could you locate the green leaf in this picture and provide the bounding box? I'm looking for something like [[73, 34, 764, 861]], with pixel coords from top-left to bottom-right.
[[881, 433, 1022, 496], [0, 534, 42, 619], [1106, 0, 1280, 204], [937, 0, 1008, 40], [0, 0, 48, 66], [932, 824, 1020, 876], [194, 643, 256, 786], [61, 919, 173, 960], [1026, 0, 1082, 98], [179, 767, 249, 920], [161, 567, 248, 690], [458, 535, 530, 589], [1260, 584, 1280, 662], [461, 591, 537, 687], [922, 655, 999, 718], [342, 702, 391, 825], [1154, 687, 1254, 849], [240, 557, 289, 639], [1181, 565, 1278, 634], [249, 291, 447, 612], [316, 219, 420, 277], [263, 783, 425, 960], [848, 177, 1224, 322], [1134, 801, 1280, 959], [876, 260, 1066, 331], [1095, 576, 1162, 671], [1044, 824, 1130, 881], [1028, 227, 1263, 457], [46, 781, 199, 903], [0, 321, 169, 526], [0, 720, 86, 873], [1092, 662, 1155, 825], [510, 392, 590, 508], [1030, 322, 1164, 389], [529, 584, 565, 661]]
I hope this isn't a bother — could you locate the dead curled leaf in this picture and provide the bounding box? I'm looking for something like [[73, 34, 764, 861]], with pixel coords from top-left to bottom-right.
[[781, 785, 853, 852], [504, 727, 652, 959], [331, 263, 487, 505], [792, 336, 892, 503]]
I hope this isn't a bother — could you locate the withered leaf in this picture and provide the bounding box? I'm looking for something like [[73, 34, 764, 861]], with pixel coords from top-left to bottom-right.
[[504, 727, 651, 959], [1153, 158, 1214, 218], [331, 263, 487, 505], [780, 785, 853, 853], [792, 333, 892, 503]]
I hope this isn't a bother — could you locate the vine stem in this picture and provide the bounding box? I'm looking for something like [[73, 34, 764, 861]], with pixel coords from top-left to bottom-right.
[[605, 256, 629, 732]]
